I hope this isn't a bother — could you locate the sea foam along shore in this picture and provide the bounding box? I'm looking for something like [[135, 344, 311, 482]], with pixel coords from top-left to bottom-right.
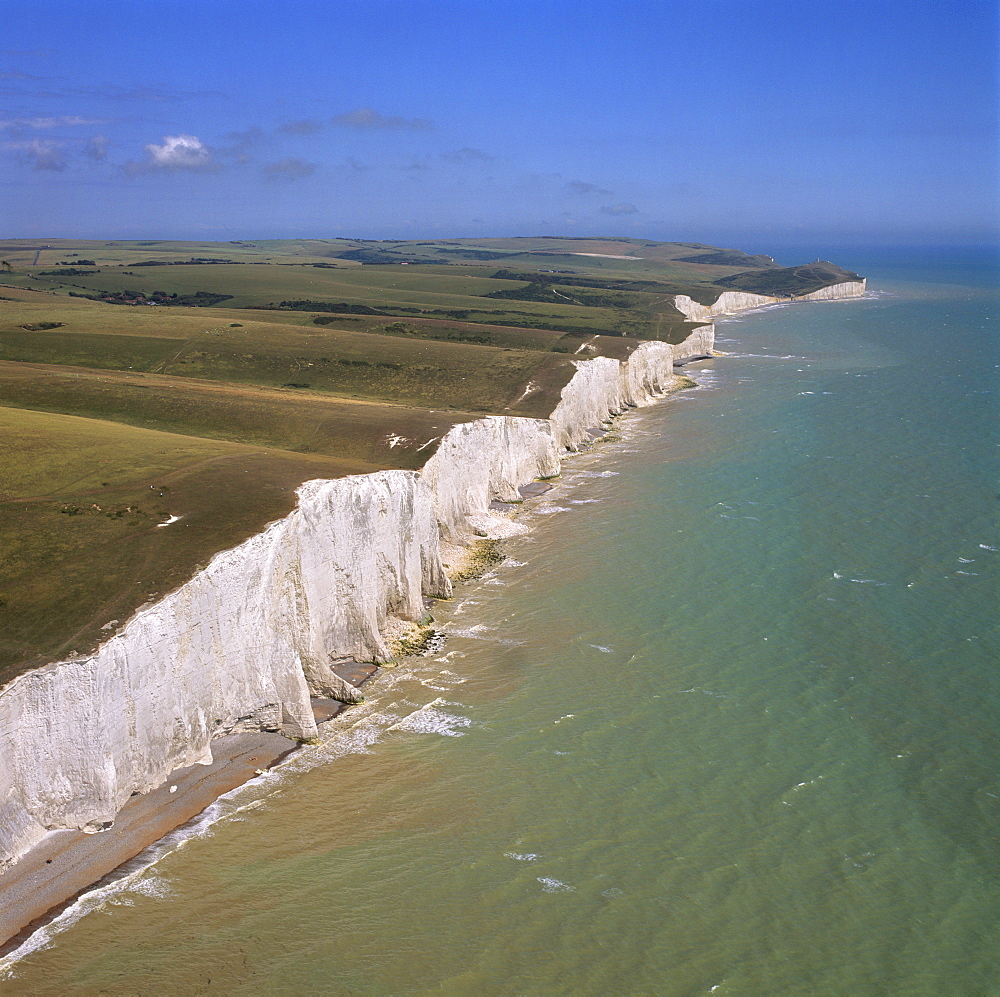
[[0, 280, 864, 913]]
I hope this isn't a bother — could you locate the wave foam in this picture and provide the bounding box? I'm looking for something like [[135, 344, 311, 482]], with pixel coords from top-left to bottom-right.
[[537, 877, 575, 893], [389, 701, 473, 738]]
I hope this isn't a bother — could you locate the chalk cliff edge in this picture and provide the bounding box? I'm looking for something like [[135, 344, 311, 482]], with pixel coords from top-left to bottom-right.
[[0, 281, 864, 870]]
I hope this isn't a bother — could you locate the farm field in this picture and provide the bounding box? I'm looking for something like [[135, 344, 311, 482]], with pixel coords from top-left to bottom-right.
[[0, 236, 860, 680]]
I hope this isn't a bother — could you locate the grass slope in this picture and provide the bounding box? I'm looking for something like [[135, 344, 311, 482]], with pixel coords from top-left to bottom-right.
[[712, 261, 862, 297]]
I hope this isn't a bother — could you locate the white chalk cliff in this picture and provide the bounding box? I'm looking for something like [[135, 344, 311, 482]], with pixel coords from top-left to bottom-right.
[[672, 280, 867, 322], [794, 280, 868, 302], [0, 286, 844, 870], [0, 471, 449, 868]]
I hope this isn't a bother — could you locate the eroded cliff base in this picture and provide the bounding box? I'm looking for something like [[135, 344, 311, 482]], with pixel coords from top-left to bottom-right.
[[0, 730, 293, 955], [0, 655, 386, 953]]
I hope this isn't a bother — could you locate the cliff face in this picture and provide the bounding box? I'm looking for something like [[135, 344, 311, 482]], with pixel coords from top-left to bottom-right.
[[0, 324, 712, 871], [548, 339, 696, 451], [549, 356, 625, 451], [794, 280, 867, 302], [421, 416, 560, 543], [674, 291, 779, 321], [673, 280, 867, 322], [0, 471, 447, 869]]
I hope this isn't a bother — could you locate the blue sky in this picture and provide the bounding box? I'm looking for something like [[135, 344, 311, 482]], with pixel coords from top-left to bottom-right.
[[2, 0, 997, 249]]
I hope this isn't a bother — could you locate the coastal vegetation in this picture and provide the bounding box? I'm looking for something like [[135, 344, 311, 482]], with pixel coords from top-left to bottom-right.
[[0, 236, 860, 681], [446, 537, 507, 582], [714, 260, 861, 296]]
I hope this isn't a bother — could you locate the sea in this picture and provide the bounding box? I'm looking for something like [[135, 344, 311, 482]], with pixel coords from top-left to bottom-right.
[[2, 246, 997, 995]]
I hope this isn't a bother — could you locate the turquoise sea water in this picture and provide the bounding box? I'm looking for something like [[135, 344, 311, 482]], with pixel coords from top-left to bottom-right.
[[3, 248, 998, 995]]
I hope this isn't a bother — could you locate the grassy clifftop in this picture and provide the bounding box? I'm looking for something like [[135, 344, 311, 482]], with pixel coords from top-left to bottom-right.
[[0, 236, 862, 679], [0, 407, 383, 683], [713, 261, 862, 297]]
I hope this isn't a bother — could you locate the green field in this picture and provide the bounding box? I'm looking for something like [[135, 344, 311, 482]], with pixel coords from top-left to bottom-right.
[[0, 236, 860, 681]]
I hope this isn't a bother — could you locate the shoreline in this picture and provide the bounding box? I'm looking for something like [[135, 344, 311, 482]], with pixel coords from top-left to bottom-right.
[[0, 282, 867, 960], [0, 730, 294, 959], [0, 392, 654, 961], [0, 676, 368, 957]]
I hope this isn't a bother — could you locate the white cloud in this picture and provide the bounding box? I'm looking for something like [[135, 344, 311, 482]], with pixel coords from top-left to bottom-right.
[[122, 134, 218, 176], [0, 114, 109, 131], [6, 138, 67, 170], [143, 134, 212, 169], [84, 134, 109, 161]]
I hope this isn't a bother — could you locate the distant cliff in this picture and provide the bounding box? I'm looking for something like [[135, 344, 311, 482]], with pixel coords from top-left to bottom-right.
[[672, 278, 867, 322], [712, 261, 864, 297]]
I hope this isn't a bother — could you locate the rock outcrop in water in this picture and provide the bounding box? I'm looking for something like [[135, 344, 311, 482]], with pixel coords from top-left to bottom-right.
[[0, 286, 837, 870]]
